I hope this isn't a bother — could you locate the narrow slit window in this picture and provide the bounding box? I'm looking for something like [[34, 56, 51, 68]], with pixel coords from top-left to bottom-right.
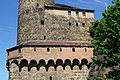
[[37, 3, 39, 7], [60, 48, 62, 52], [44, 36, 46, 40], [82, 23, 85, 27], [69, 22, 71, 26], [68, 11, 71, 15], [34, 48, 36, 52], [47, 48, 50, 52], [50, 76, 52, 80], [85, 48, 87, 52], [18, 48, 21, 53], [72, 48, 75, 52], [76, 23, 78, 26], [41, 20, 44, 25]]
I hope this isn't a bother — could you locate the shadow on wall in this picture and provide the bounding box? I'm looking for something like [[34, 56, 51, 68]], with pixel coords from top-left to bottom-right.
[[7, 58, 91, 72]]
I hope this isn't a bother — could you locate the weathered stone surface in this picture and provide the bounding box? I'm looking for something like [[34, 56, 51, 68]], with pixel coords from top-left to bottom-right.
[[7, 0, 94, 80], [17, 0, 94, 44]]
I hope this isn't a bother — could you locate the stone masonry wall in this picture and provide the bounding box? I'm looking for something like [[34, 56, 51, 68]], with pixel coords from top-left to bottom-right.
[[18, 10, 93, 44], [17, 0, 94, 44]]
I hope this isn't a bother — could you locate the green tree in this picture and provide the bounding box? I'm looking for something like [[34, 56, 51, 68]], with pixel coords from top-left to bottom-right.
[[89, 0, 120, 79]]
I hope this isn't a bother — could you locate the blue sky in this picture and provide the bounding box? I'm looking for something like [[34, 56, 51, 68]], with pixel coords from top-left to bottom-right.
[[0, 0, 112, 80]]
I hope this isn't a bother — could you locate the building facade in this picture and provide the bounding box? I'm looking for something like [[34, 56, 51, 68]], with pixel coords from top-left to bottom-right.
[[7, 0, 94, 80]]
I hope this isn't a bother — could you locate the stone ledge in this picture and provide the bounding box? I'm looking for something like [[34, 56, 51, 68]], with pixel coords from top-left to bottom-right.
[[7, 40, 93, 52]]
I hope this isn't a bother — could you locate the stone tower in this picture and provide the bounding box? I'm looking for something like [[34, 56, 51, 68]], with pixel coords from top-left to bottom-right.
[[7, 0, 94, 80]]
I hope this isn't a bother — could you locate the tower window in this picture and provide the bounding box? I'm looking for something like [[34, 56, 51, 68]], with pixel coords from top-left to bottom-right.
[[26, 9, 30, 15], [82, 11, 86, 16], [69, 22, 71, 26], [47, 48, 50, 52], [41, 20, 44, 25], [18, 48, 21, 53], [50, 76, 52, 80], [60, 48, 62, 52], [85, 48, 87, 52], [68, 11, 71, 15], [76, 11, 79, 16], [82, 23, 85, 27], [76, 23, 78, 26], [44, 36, 46, 40], [37, 3, 39, 7], [34, 47, 36, 52], [72, 48, 75, 52]]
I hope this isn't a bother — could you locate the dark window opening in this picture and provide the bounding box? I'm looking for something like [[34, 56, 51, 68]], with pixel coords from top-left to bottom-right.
[[68, 11, 71, 15], [50, 76, 52, 80], [82, 23, 85, 27], [41, 20, 44, 25], [26, 9, 29, 15], [37, 3, 39, 7], [69, 23, 71, 26], [72, 48, 75, 52], [47, 48, 50, 52], [82, 11, 86, 16], [85, 48, 87, 52], [44, 36, 46, 40], [18, 48, 21, 53], [60, 48, 62, 52], [34, 48, 36, 52], [76, 23, 78, 26], [76, 11, 79, 16]]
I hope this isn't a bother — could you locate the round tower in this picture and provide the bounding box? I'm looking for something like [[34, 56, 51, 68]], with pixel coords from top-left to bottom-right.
[[17, 0, 54, 44]]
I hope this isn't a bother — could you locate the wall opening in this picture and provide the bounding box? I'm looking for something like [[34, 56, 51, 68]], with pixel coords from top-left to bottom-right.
[[85, 48, 87, 52], [82, 11, 86, 16], [36, 3, 39, 7], [76, 23, 78, 26], [82, 23, 85, 27], [68, 11, 71, 15], [50, 76, 52, 80], [44, 36, 46, 40], [69, 22, 71, 26], [41, 20, 44, 25], [18, 48, 21, 53], [72, 48, 75, 52], [47, 48, 50, 52], [34, 47, 36, 52], [60, 48, 62, 52], [76, 11, 79, 16]]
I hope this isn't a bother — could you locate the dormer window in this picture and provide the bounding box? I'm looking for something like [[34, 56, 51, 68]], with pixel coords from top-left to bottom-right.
[[82, 11, 86, 16], [68, 11, 71, 15], [76, 11, 79, 16]]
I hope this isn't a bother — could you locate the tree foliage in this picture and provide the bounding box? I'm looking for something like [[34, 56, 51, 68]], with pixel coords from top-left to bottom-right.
[[89, 0, 120, 79]]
